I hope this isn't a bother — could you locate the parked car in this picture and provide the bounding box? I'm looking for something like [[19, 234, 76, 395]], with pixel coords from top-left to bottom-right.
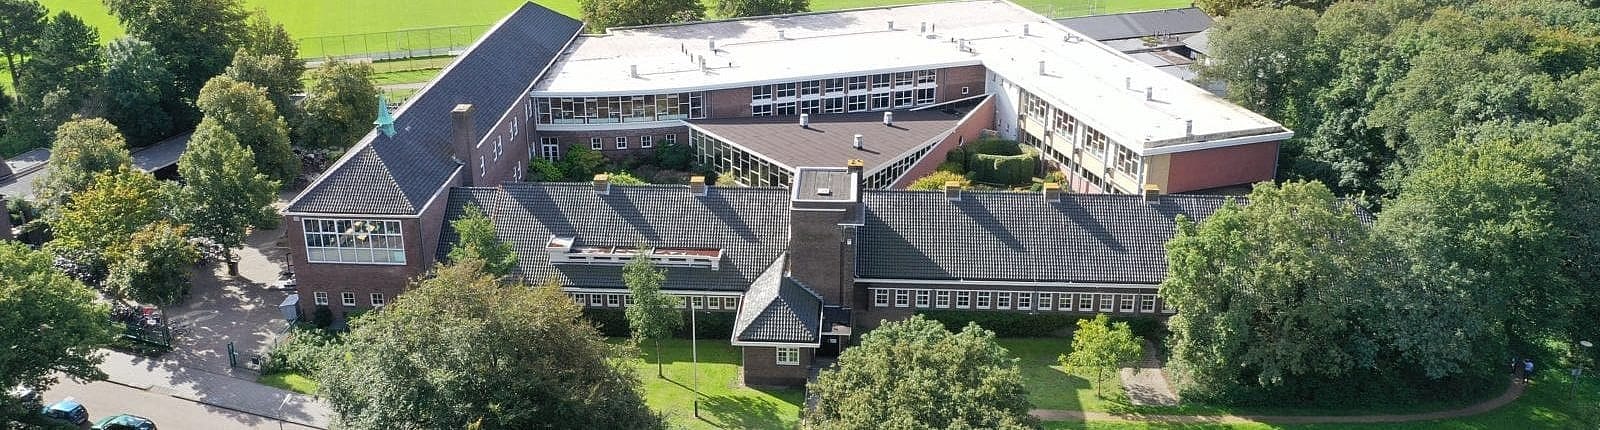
[[6, 385, 40, 408], [40, 397, 89, 425], [93, 414, 158, 430]]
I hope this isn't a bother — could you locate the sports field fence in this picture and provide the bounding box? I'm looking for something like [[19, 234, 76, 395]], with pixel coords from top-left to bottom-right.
[[297, 24, 489, 61]]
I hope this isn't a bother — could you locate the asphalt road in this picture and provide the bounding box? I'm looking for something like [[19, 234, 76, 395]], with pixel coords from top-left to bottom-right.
[[43, 379, 320, 430]]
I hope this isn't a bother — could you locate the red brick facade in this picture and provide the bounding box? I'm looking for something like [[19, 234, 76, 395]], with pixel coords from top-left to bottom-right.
[[532, 126, 690, 160], [1165, 140, 1280, 193], [742, 346, 814, 387], [935, 64, 987, 103], [890, 95, 996, 188]]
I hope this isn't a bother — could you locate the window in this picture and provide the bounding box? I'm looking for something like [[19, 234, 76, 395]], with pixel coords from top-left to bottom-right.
[[874, 289, 889, 307], [847, 95, 868, 112], [691, 296, 705, 309], [1115, 145, 1139, 176], [775, 82, 797, 98], [917, 69, 937, 85], [1038, 293, 1052, 311], [872, 73, 891, 89], [956, 291, 971, 309], [590, 294, 604, 307], [1120, 295, 1136, 313], [624, 294, 636, 306], [1085, 127, 1109, 160], [893, 71, 914, 87], [616, 137, 628, 150], [724, 297, 740, 309], [303, 219, 406, 264], [895, 289, 910, 308], [824, 97, 845, 113], [664, 134, 677, 145], [641, 135, 653, 148], [511, 118, 518, 137], [479, 156, 486, 177], [893, 90, 913, 108], [800, 99, 820, 114], [1016, 292, 1032, 310], [995, 292, 1011, 309], [541, 143, 560, 162], [915, 88, 935, 105], [935, 291, 951, 308], [776, 347, 800, 366], [1140, 295, 1157, 313], [753, 85, 772, 101], [608, 294, 622, 307], [1098, 294, 1114, 312], [753, 104, 773, 116], [534, 92, 705, 124], [976, 292, 992, 309], [847, 76, 868, 91], [370, 293, 386, 307], [824, 78, 844, 93], [775, 102, 796, 116], [705, 296, 721, 309], [313, 292, 328, 305], [572, 293, 586, 305], [494, 138, 503, 162], [800, 80, 820, 96], [871, 93, 891, 110], [915, 290, 930, 308], [341, 292, 356, 307], [1078, 293, 1094, 311], [961, 86, 970, 95], [590, 137, 603, 150]]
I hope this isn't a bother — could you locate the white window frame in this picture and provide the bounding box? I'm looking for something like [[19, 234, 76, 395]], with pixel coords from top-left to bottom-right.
[[572, 293, 586, 305], [1038, 293, 1052, 311], [589, 294, 604, 307], [706, 296, 721, 310], [616, 137, 628, 150], [641, 135, 653, 148], [914, 290, 930, 308], [956, 291, 971, 309], [664, 134, 677, 145], [341, 292, 356, 307], [691, 296, 705, 309], [1016, 292, 1032, 310], [874, 289, 890, 307], [591, 137, 603, 150], [935, 290, 951, 308], [1098, 294, 1114, 312], [894, 289, 910, 308], [313, 292, 328, 306], [607, 294, 622, 307], [624, 294, 636, 306], [976, 292, 992, 309], [1140, 295, 1157, 313], [1079, 293, 1095, 311], [776, 347, 800, 366], [1120, 295, 1136, 313], [302, 218, 407, 265], [370, 293, 386, 307], [995, 292, 1011, 309], [724, 297, 740, 309]]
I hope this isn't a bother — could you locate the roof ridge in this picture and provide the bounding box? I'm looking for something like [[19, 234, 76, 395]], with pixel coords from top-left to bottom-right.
[[1055, 6, 1204, 20]]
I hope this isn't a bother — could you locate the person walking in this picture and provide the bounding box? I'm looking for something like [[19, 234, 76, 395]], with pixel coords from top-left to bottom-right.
[[1523, 358, 1535, 383]]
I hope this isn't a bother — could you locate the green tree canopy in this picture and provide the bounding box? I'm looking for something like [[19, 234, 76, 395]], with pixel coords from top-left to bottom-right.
[[622, 249, 681, 377], [805, 315, 1037, 430], [1194, 0, 1332, 17], [47, 167, 169, 283], [102, 37, 176, 146], [21, 11, 101, 104], [297, 60, 377, 151], [558, 144, 605, 181], [35, 118, 133, 207], [0, 241, 117, 399], [1060, 314, 1142, 398], [1162, 181, 1379, 402], [229, 13, 302, 126], [446, 205, 517, 277], [0, 0, 46, 94], [714, 0, 807, 18], [197, 75, 298, 182], [104, 0, 247, 124], [175, 120, 279, 263], [106, 221, 200, 305], [580, 0, 703, 31], [319, 259, 665, 430]]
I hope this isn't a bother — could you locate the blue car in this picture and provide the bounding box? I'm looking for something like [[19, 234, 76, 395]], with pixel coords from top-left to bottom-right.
[[40, 397, 89, 424], [93, 414, 158, 430]]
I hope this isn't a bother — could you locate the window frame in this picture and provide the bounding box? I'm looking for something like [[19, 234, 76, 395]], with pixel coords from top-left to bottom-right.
[[914, 290, 930, 308], [641, 135, 653, 148], [1016, 292, 1032, 310], [313, 292, 328, 306], [302, 218, 407, 265], [1038, 293, 1052, 311], [935, 290, 951, 308], [874, 289, 890, 307], [776, 347, 800, 366], [370, 293, 386, 307], [591, 137, 603, 150], [1140, 295, 1157, 313], [341, 292, 356, 307], [1098, 294, 1114, 312], [956, 291, 972, 309], [995, 292, 1011, 310], [976, 291, 992, 309], [1120, 295, 1136, 313], [894, 289, 910, 308], [1078, 293, 1095, 311], [615, 137, 628, 150]]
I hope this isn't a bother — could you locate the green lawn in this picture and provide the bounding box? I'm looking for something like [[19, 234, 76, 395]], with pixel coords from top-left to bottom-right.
[[257, 372, 319, 395], [617, 338, 806, 430], [1003, 338, 1132, 412], [38, 0, 1191, 58]]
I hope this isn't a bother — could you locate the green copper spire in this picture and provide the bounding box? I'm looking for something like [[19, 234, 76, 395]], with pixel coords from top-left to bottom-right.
[[374, 94, 396, 137]]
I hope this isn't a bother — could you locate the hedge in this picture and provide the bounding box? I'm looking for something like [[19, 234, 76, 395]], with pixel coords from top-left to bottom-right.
[[916, 310, 1168, 340], [971, 147, 1038, 186], [582, 308, 735, 339]]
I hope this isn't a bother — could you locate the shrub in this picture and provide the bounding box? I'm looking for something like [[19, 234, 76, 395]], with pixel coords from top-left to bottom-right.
[[966, 138, 1023, 156], [262, 326, 340, 375], [715, 171, 740, 187], [916, 310, 1079, 337], [582, 307, 734, 339], [652, 142, 694, 170], [527, 158, 566, 182], [606, 171, 648, 185], [970, 146, 1038, 186], [312, 304, 333, 329], [908, 171, 970, 191], [560, 144, 607, 181]]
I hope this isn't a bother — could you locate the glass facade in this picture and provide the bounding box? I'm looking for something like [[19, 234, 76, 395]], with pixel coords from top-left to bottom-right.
[[302, 219, 406, 264], [690, 129, 793, 187], [750, 70, 938, 116], [534, 92, 706, 124]]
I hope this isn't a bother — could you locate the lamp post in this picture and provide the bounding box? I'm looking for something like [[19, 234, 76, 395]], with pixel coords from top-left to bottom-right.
[[691, 300, 700, 419], [1574, 340, 1593, 399]]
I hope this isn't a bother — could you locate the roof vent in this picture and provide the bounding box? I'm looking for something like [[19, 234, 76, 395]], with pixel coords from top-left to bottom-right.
[[594, 174, 611, 195], [853, 134, 863, 149], [930, 23, 936, 33], [1125, 76, 1132, 90], [1146, 86, 1155, 101], [1043, 182, 1062, 203], [882, 111, 894, 126], [1185, 119, 1194, 137], [1023, 23, 1030, 36], [800, 113, 810, 128], [707, 37, 716, 51], [816, 187, 832, 196], [778, 29, 786, 40], [1038, 60, 1046, 76], [689, 175, 707, 197], [920, 22, 926, 33], [944, 181, 962, 201], [1143, 183, 1161, 201], [629, 64, 638, 78], [887, 20, 894, 31]]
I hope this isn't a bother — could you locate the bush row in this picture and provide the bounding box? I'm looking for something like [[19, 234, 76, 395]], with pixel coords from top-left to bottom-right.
[[581, 308, 735, 340], [916, 310, 1167, 340]]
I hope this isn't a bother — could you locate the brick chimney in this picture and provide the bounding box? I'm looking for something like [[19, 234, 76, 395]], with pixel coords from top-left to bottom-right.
[[451, 104, 477, 186], [1143, 183, 1161, 201], [1043, 182, 1062, 203], [787, 163, 864, 312], [593, 173, 611, 195], [689, 175, 707, 196], [944, 181, 962, 201], [0, 194, 12, 241]]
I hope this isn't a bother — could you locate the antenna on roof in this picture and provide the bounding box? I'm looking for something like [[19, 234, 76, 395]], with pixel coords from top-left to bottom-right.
[[373, 94, 396, 138]]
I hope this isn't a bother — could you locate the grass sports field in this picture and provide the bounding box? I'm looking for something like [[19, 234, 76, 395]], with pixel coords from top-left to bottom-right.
[[37, 0, 1190, 58]]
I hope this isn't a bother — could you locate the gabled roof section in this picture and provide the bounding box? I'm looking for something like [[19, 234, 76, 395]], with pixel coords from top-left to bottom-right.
[[439, 183, 791, 291], [288, 3, 582, 215], [859, 191, 1231, 284], [1054, 7, 1213, 41], [732, 256, 823, 346]]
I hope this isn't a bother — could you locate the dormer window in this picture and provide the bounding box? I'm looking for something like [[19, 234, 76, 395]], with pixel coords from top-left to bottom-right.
[[545, 235, 722, 270]]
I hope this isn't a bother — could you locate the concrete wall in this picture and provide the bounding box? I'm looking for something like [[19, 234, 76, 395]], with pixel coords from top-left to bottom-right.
[[1163, 140, 1279, 193], [984, 68, 1021, 141], [742, 346, 813, 387], [889, 95, 996, 188]]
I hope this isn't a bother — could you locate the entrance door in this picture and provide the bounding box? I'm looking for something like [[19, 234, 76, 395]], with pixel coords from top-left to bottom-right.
[[819, 335, 842, 357]]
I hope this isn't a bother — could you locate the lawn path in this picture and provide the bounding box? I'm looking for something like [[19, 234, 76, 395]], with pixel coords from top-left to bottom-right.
[[1031, 378, 1526, 424]]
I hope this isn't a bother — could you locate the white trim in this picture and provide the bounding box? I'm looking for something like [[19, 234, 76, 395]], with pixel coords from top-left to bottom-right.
[[855, 278, 1158, 290], [1139, 130, 1295, 156], [534, 120, 689, 132], [789, 167, 860, 203], [559, 287, 745, 297], [731, 339, 823, 348], [532, 60, 983, 98]]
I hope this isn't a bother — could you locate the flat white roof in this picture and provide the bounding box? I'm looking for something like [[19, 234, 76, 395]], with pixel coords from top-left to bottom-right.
[[533, 0, 1287, 148]]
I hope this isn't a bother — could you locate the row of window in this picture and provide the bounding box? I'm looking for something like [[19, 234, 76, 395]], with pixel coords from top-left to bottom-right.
[[302, 219, 406, 264], [864, 144, 935, 190], [311, 291, 385, 307], [569, 293, 741, 310], [534, 93, 706, 125], [533, 134, 680, 161], [690, 129, 793, 187], [870, 289, 1175, 314], [1018, 89, 1141, 191], [750, 71, 942, 116]]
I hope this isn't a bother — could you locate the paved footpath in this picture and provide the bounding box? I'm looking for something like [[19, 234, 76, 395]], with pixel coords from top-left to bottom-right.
[[97, 350, 331, 429], [47, 379, 319, 430], [1031, 378, 1525, 424]]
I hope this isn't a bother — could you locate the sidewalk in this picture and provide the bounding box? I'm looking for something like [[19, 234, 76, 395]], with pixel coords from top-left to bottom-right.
[[99, 350, 331, 429]]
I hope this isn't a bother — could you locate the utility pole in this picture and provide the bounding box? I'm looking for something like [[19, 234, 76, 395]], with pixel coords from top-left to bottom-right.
[[691, 300, 700, 418]]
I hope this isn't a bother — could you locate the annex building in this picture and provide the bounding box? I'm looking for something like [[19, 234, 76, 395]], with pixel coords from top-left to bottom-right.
[[283, 1, 1285, 387]]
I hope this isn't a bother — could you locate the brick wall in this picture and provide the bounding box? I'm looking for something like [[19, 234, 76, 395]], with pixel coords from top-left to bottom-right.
[[936, 64, 987, 103], [531, 126, 690, 161], [742, 346, 813, 387], [463, 97, 537, 186], [287, 214, 436, 319], [0, 195, 11, 240], [1164, 140, 1280, 193], [707, 87, 753, 118], [889, 95, 996, 188]]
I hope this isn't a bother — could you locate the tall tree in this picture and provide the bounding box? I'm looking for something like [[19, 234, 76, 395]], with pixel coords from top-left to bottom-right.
[[0, 242, 117, 400], [1196, 6, 1322, 136], [1060, 314, 1142, 398], [297, 60, 376, 151], [21, 12, 102, 106], [229, 13, 302, 126], [197, 75, 297, 182], [105, 221, 199, 305], [102, 37, 175, 146], [34, 118, 133, 207], [579, 0, 703, 31], [103, 0, 247, 126], [622, 248, 681, 378], [1162, 181, 1379, 402], [1194, 0, 1333, 17], [806, 315, 1037, 430], [47, 168, 168, 283], [713, 0, 807, 18], [239, 11, 299, 64], [175, 120, 278, 276], [446, 205, 517, 277], [319, 259, 665, 430], [0, 0, 46, 95]]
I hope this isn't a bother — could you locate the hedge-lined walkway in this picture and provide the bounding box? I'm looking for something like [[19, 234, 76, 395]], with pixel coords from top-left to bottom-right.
[[1029, 377, 1525, 424]]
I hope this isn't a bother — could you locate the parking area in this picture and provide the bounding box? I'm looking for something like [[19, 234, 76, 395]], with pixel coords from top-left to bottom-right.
[[45, 379, 320, 430]]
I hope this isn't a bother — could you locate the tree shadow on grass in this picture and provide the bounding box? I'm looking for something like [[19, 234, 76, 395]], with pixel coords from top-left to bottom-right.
[[699, 393, 792, 429]]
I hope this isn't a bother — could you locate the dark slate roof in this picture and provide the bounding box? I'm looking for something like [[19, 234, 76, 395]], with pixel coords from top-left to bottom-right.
[[130, 132, 192, 171], [288, 3, 581, 215], [440, 183, 791, 291], [687, 108, 967, 173], [1056, 7, 1212, 41], [859, 191, 1231, 284], [731, 256, 823, 345]]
